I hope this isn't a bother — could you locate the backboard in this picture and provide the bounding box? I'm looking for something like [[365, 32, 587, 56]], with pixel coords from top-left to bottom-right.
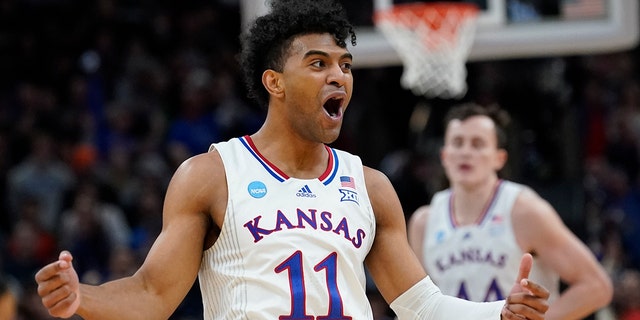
[[240, 0, 639, 68]]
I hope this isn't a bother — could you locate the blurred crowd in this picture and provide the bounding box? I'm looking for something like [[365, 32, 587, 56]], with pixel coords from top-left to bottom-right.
[[0, 0, 263, 318], [0, 0, 639, 320], [578, 53, 640, 320]]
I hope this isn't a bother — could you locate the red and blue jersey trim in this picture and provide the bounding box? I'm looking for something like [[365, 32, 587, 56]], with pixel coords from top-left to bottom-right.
[[240, 135, 339, 185], [320, 147, 339, 186]]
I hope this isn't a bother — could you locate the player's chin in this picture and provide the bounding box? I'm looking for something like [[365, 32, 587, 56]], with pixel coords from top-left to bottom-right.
[[321, 128, 342, 144]]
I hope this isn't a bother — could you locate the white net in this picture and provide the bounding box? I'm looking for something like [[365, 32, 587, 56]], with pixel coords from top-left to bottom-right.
[[375, 3, 479, 99]]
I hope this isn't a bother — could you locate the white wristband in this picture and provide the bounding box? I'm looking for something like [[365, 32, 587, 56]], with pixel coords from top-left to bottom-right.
[[390, 276, 504, 320]]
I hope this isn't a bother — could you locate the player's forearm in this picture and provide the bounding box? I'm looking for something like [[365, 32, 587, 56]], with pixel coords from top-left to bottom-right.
[[76, 277, 175, 320], [545, 280, 613, 320], [390, 276, 504, 319]]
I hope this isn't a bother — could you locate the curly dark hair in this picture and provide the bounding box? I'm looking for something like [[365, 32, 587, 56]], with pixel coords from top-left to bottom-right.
[[239, 0, 357, 108], [444, 103, 512, 149]]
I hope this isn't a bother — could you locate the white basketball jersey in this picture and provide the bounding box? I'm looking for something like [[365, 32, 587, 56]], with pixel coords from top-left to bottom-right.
[[423, 180, 559, 302], [198, 136, 376, 319]]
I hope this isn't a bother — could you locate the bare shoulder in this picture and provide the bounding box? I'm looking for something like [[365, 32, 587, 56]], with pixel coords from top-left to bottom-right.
[[165, 149, 228, 229], [362, 166, 391, 190], [409, 204, 430, 228], [174, 148, 225, 181], [511, 186, 558, 222], [362, 166, 399, 207], [511, 184, 567, 251], [407, 204, 430, 264], [362, 166, 405, 224]]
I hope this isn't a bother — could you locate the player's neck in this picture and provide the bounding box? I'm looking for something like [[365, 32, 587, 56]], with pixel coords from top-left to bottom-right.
[[451, 178, 501, 224], [248, 131, 330, 179]]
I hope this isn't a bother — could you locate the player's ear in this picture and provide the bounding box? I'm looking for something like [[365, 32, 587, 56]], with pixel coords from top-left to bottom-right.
[[262, 69, 284, 97]]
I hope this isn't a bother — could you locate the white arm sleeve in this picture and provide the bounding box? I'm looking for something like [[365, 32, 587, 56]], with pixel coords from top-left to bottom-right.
[[390, 276, 504, 320]]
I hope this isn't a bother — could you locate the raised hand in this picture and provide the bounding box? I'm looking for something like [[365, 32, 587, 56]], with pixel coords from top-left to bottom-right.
[[34, 251, 81, 318], [501, 253, 550, 320]]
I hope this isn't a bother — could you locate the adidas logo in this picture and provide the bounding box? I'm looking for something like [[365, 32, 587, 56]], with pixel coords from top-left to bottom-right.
[[296, 185, 316, 198]]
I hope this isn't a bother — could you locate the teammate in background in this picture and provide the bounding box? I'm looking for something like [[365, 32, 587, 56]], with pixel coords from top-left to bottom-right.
[[34, 1, 550, 319], [408, 103, 613, 320]]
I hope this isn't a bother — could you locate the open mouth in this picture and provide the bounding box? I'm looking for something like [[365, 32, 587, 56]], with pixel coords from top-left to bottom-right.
[[324, 97, 343, 118]]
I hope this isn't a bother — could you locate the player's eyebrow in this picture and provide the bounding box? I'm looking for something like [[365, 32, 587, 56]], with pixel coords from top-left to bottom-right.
[[304, 50, 353, 61]]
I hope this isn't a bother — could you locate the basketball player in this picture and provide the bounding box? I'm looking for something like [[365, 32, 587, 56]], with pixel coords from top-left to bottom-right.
[[408, 103, 613, 319], [34, 1, 550, 319]]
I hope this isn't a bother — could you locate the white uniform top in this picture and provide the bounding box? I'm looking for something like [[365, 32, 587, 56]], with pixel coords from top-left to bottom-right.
[[198, 136, 376, 319], [423, 180, 559, 302]]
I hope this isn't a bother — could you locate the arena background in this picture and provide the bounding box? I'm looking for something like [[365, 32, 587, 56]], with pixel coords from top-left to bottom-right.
[[0, 0, 639, 319]]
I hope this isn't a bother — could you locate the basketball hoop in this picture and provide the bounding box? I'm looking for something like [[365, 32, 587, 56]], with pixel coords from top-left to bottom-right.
[[374, 2, 479, 99]]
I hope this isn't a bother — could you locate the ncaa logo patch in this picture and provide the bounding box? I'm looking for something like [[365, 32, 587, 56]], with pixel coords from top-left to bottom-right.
[[248, 181, 267, 199]]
